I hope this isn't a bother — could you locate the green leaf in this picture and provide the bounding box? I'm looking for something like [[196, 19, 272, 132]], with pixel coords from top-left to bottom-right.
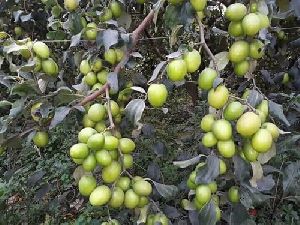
[[283, 161, 300, 195], [209, 51, 229, 71], [152, 181, 178, 199], [173, 155, 204, 168], [246, 90, 263, 107], [198, 200, 218, 225], [277, 135, 300, 154], [10, 80, 40, 96], [46, 30, 66, 40], [107, 72, 119, 94], [49, 106, 71, 129], [257, 143, 276, 164], [125, 99, 145, 126], [233, 156, 251, 182], [269, 100, 290, 126], [195, 155, 219, 184], [0, 100, 12, 109]]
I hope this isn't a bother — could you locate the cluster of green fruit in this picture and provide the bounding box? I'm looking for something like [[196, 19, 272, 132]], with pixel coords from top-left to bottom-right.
[[146, 213, 170, 225], [226, 2, 270, 77]]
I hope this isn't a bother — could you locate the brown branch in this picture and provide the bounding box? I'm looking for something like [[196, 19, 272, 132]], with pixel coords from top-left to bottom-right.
[[105, 87, 115, 129], [79, 83, 109, 106]]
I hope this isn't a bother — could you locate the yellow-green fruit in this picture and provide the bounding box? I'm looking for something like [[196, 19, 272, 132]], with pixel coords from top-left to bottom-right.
[[91, 58, 102, 72], [82, 114, 95, 128], [146, 215, 155, 225], [200, 114, 215, 132], [132, 176, 143, 183], [82, 154, 97, 171], [95, 150, 112, 166], [123, 154, 133, 169], [70, 143, 89, 159], [42, 58, 58, 76], [84, 72, 97, 86], [81, 17, 87, 28], [33, 131, 49, 147], [167, 0, 184, 5], [197, 11, 205, 21], [94, 121, 106, 132], [115, 48, 124, 62], [85, 22, 97, 40], [33, 41, 50, 59], [257, 13, 270, 29], [106, 100, 120, 116], [133, 180, 152, 196], [80, 60, 91, 75], [87, 133, 105, 150], [136, 0, 145, 4], [102, 161, 121, 183], [243, 141, 259, 162], [216, 206, 221, 221], [250, 2, 258, 13], [225, 3, 247, 21], [78, 175, 97, 196], [190, 0, 207, 11], [72, 157, 84, 164], [189, 171, 196, 183], [229, 41, 250, 63], [78, 127, 97, 143], [202, 132, 218, 148], [212, 119, 232, 141], [92, 83, 103, 90], [64, 0, 79, 11], [154, 214, 169, 225], [223, 101, 245, 120], [228, 21, 244, 37], [109, 187, 125, 208], [119, 138, 135, 153], [193, 197, 204, 209], [89, 185, 111, 206], [34, 57, 42, 72], [187, 179, 197, 190], [217, 140, 236, 158], [97, 70, 109, 84], [251, 129, 273, 153], [208, 85, 229, 109], [219, 159, 227, 175], [109, 150, 119, 161], [257, 100, 269, 116], [14, 26, 23, 36], [20, 47, 31, 59], [242, 13, 261, 36], [147, 84, 168, 108], [104, 49, 117, 65], [124, 189, 140, 209], [208, 182, 217, 193], [104, 135, 119, 150], [262, 122, 279, 140], [228, 186, 240, 203], [242, 88, 250, 99], [88, 103, 106, 122], [196, 185, 211, 205], [100, 8, 113, 22], [31, 102, 42, 121], [167, 59, 187, 81], [249, 40, 264, 59], [236, 112, 261, 137], [198, 68, 218, 90], [234, 60, 250, 77], [282, 73, 289, 84], [110, 1, 122, 18], [138, 196, 149, 208], [116, 177, 131, 191], [183, 49, 201, 73]]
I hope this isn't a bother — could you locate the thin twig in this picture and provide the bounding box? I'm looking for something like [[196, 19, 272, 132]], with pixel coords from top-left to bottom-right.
[[105, 87, 115, 129], [229, 95, 257, 112]]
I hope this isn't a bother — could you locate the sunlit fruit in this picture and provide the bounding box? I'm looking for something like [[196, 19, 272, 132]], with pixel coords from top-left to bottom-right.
[[208, 85, 229, 109], [33, 131, 49, 147], [119, 138, 135, 153], [70, 143, 89, 159], [243, 141, 259, 162], [116, 177, 131, 191], [208, 182, 217, 193], [104, 49, 117, 65], [262, 122, 279, 140], [228, 21, 244, 37], [219, 159, 227, 175], [33, 41, 50, 59], [249, 40, 264, 59], [91, 58, 102, 72], [236, 112, 261, 137], [133, 180, 152, 196], [42, 58, 58, 76], [95, 150, 112, 166], [105, 100, 120, 117], [102, 161, 121, 183], [217, 140, 236, 158], [124, 189, 140, 209], [80, 60, 91, 75], [229, 41, 249, 63], [78, 175, 97, 196], [257, 100, 269, 115], [190, 0, 207, 11], [225, 3, 247, 21], [196, 185, 211, 205], [88, 103, 106, 122], [82, 114, 95, 127], [200, 114, 215, 132], [115, 48, 124, 62], [87, 133, 105, 150], [223, 101, 245, 120], [257, 13, 270, 29], [228, 186, 240, 203], [202, 132, 217, 148], [183, 49, 201, 73], [101, 8, 113, 22], [104, 135, 119, 150], [110, 1, 122, 18], [147, 84, 168, 108], [34, 57, 42, 72], [78, 128, 97, 143], [242, 13, 261, 36], [234, 60, 250, 77], [193, 197, 204, 209], [64, 0, 79, 11], [251, 129, 273, 153], [84, 72, 97, 86], [109, 187, 125, 208], [82, 154, 97, 171], [167, 59, 187, 81], [123, 154, 133, 169], [212, 119, 232, 141], [89, 185, 111, 206], [198, 68, 218, 90], [97, 70, 109, 84], [85, 22, 97, 40]]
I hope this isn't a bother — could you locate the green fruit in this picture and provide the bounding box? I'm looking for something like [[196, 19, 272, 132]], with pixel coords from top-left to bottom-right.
[[33, 131, 49, 147], [94, 121, 106, 132], [82, 114, 95, 128], [208, 85, 229, 109], [95, 150, 112, 166], [64, 0, 79, 11], [229, 41, 249, 63], [132, 176, 143, 183], [109, 149, 119, 160], [257, 100, 269, 116], [189, 171, 196, 183], [89, 185, 111, 206], [84, 72, 97, 86], [116, 177, 131, 191], [72, 157, 84, 164], [262, 122, 279, 140], [85, 22, 97, 40], [208, 182, 217, 193], [196, 185, 211, 205], [216, 206, 221, 221], [197, 11, 205, 21], [124, 189, 140, 209], [138, 196, 149, 208], [88, 103, 106, 122], [212, 119, 232, 141], [202, 132, 217, 148], [119, 138, 135, 153], [97, 70, 109, 84], [147, 84, 168, 108], [81, 17, 87, 28], [109, 187, 125, 208], [251, 129, 273, 153], [242, 13, 261, 36], [104, 49, 117, 65], [133, 180, 152, 196], [225, 3, 247, 21], [223, 101, 245, 120], [154, 214, 169, 225], [34, 57, 42, 72], [198, 68, 218, 90], [70, 143, 89, 159], [78, 175, 97, 196], [80, 60, 91, 75], [87, 133, 105, 150], [101, 8, 113, 22], [219, 159, 227, 175], [102, 161, 121, 183], [123, 154, 133, 169], [33, 41, 50, 59], [282, 73, 289, 84], [82, 154, 97, 171], [105, 100, 120, 117], [250, 2, 258, 13], [167, 59, 187, 81], [91, 58, 102, 72], [42, 58, 58, 76], [228, 186, 240, 203], [14, 26, 23, 36], [236, 112, 261, 137], [243, 141, 259, 162], [92, 83, 103, 90], [183, 49, 201, 73], [110, 219, 121, 225], [78, 127, 97, 143], [146, 215, 155, 225], [257, 13, 270, 29], [249, 39, 264, 59], [110, 1, 122, 18], [115, 48, 124, 62], [190, 0, 207, 11], [234, 60, 250, 77], [200, 114, 215, 132], [228, 21, 244, 37], [187, 179, 197, 190], [167, 0, 184, 5], [217, 140, 236, 158], [193, 197, 204, 209], [104, 136, 119, 150]]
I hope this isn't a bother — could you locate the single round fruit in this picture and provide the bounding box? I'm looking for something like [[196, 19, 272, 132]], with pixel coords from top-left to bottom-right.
[[256, 100, 269, 116], [100, 8, 113, 22], [217, 140, 236, 158], [236, 112, 261, 137], [85, 22, 97, 40], [116, 177, 131, 191], [109, 149, 119, 160], [91, 58, 102, 72], [110, 1, 122, 18], [216, 207, 221, 221], [223, 101, 245, 120], [72, 157, 84, 164], [80, 60, 91, 75], [102, 161, 121, 183], [82, 114, 95, 127], [282, 73, 289, 84], [190, 0, 207, 11], [262, 122, 279, 140], [123, 154, 133, 169], [242, 13, 261, 36], [64, 0, 79, 11], [42, 58, 58, 76], [250, 2, 258, 13], [187, 179, 197, 190], [200, 114, 215, 132], [78, 127, 97, 143], [109, 187, 125, 208], [82, 154, 97, 171], [14, 26, 23, 36], [202, 132, 218, 148], [243, 141, 259, 162], [88, 103, 106, 122], [225, 3, 247, 21], [104, 49, 117, 65], [133, 180, 152, 196], [89, 185, 111, 206], [33, 41, 50, 59], [228, 186, 240, 203], [119, 138, 135, 153], [212, 119, 232, 141], [132, 176, 143, 183], [97, 70, 109, 84], [228, 21, 244, 37], [197, 11, 205, 21], [104, 100, 120, 117], [95, 150, 112, 166], [124, 189, 140, 209], [87, 133, 105, 150], [257, 13, 270, 29], [154, 214, 169, 225], [138, 196, 149, 208], [208, 85, 229, 109], [95, 121, 106, 133], [78, 175, 97, 196], [251, 129, 273, 153], [147, 84, 168, 108], [34, 57, 42, 72], [198, 68, 218, 90], [208, 182, 217, 193], [249, 40, 264, 59], [196, 185, 211, 205], [70, 143, 89, 159], [189, 171, 196, 183], [33, 131, 49, 147], [92, 83, 103, 90], [104, 135, 119, 150], [219, 159, 227, 175], [234, 60, 250, 77], [183, 49, 201, 73], [84, 72, 97, 86], [115, 48, 124, 62], [229, 41, 250, 63], [167, 59, 187, 81]]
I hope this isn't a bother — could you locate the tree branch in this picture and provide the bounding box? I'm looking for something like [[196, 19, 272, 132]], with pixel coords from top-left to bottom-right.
[[105, 87, 115, 129]]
